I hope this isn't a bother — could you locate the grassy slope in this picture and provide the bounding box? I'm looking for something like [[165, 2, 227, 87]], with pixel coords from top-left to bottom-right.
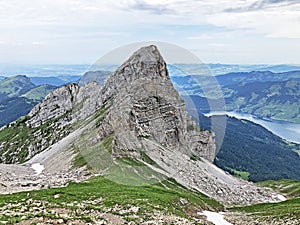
[[230, 180, 300, 222], [0, 75, 35, 99], [258, 179, 300, 198], [21, 84, 56, 101], [0, 176, 223, 224], [223, 79, 300, 123], [0, 77, 56, 127]]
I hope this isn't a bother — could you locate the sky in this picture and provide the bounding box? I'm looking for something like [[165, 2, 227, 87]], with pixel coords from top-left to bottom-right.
[[0, 0, 299, 64]]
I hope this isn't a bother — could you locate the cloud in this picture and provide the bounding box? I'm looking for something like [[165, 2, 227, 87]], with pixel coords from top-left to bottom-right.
[[129, 0, 175, 15], [32, 41, 45, 46], [225, 0, 300, 12], [0, 0, 299, 64]]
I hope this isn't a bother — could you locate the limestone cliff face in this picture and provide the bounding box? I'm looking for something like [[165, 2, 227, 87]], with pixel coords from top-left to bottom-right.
[[0, 45, 216, 163], [96, 45, 216, 161], [0, 82, 102, 163], [27, 81, 102, 127]]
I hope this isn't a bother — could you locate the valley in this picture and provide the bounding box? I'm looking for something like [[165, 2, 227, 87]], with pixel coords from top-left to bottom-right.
[[205, 111, 300, 144]]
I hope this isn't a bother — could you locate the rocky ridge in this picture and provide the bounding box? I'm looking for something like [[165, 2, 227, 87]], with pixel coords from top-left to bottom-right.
[[95, 45, 216, 161], [0, 45, 283, 208], [0, 45, 216, 164]]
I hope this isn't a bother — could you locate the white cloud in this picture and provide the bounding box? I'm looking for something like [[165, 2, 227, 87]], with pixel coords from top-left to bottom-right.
[[1, 0, 298, 38], [32, 41, 45, 46], [0, 0, 299, 63]]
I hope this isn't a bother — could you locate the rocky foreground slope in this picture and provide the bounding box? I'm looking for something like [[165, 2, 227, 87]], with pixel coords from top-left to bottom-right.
[[0, 46, 283, 208]]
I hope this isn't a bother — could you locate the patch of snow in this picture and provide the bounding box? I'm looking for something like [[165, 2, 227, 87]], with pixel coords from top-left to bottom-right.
[[277, 194, 287, 201], [31, 163, 45, 175], [271, 193, 287, 202], [198, 211, 233, 225]]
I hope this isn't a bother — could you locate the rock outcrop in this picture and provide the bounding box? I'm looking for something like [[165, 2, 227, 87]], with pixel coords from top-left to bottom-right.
[[0, 45, 216, 164], [96, 45, 216, 161], [0, 45, 283, 207]]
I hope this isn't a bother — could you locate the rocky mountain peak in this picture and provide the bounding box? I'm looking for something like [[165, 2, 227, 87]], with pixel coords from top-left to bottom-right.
[[99, 45, 170, 104], [0, 45, 284, 207], [0, 45, 216, 163], [96, 45, 216, 161], [122, 45, 168, 79]]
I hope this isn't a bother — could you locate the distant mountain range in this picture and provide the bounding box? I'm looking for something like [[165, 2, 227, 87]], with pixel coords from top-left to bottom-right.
[[224, 79, 300, 123], [0, 75, 36, 99], [0, 76, 56, 127], [172, 70, 300, 123], [174, 63, 300, 75], [1, 63, 300, 78], [2, 67, 300, 126], [216, 70, 300, 86], [30, 76, 81, 86], [0, 64, 87, 77]]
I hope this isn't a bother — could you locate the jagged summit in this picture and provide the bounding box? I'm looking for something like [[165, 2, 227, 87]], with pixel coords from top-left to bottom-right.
[[1, 45, 214, 163], [125, 45, 169, 78], [128, 45, 165, 63], [99, 45, 170, 104], [97, 45, 215, 161], [0, 45, 282, 206]]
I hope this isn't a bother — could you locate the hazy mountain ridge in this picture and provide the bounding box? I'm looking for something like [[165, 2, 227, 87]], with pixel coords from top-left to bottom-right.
[[224, 79, 300, 122], [208, 64, 300, 75], [78, 70, 110, 86], [0, 76, 56, 127], [217, 70, 300, 86], [172, 71, 300, 123], [0, 75, 36, 100]]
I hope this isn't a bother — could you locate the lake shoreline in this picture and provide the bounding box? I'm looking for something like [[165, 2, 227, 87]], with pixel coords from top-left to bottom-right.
[[204, 111, 300, 144]]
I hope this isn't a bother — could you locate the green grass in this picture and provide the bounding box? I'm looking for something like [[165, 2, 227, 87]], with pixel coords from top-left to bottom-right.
[[258, 179, 300, 198], [190, 153, 202, 161], [232, 169, 250, 180], [0, 176, 223, 224], [21, 85, 55, 101], [230, 198, 300, 221], [230, 179, 300, 222], [0, 112, 72, 163], [0, 75, 35, 98], [224, 167, 250, 180]]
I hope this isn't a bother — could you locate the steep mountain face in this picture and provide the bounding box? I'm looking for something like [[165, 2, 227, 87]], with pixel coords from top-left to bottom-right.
[[0, 45, 282, 206], [0, 46, 215, 164], [95, 45, 216, 161]]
